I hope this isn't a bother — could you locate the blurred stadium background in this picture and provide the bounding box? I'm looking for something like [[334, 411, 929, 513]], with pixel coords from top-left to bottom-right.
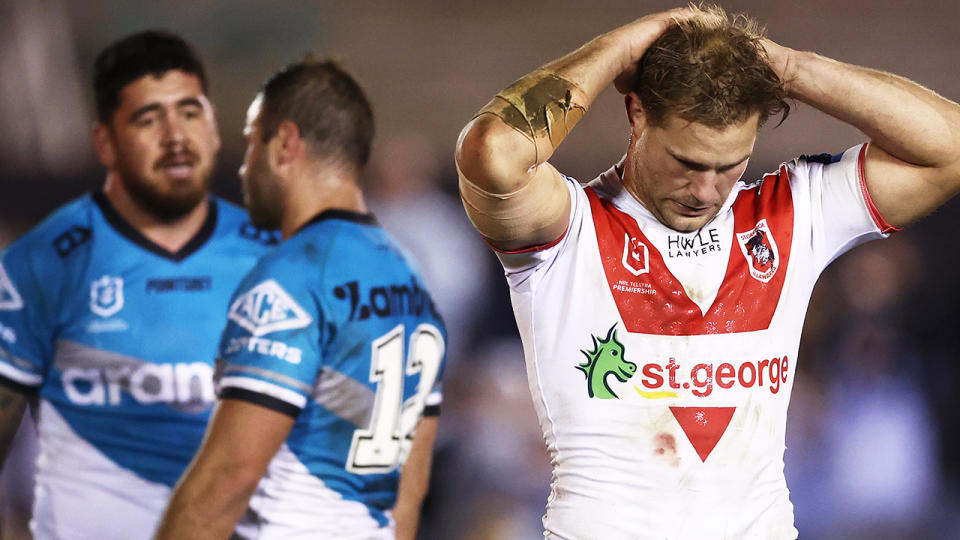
[[2, 1, 959, 538]]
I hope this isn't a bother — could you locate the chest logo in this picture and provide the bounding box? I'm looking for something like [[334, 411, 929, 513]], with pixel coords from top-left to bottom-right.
[[576, 324, 636, 399], [736, 219, 780, 283], [622, 234, 649, 277], [90, 275, 124, 317], [228, 279, 312, 336], [0, 262, 23, 311]]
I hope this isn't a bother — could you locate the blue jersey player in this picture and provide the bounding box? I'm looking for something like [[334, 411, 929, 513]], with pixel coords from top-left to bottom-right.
[[0, 31, 275, 539], [156, 60, 447, 539]]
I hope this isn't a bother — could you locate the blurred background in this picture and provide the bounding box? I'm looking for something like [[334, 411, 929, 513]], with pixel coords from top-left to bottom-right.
[[2, 0, 959, 538]]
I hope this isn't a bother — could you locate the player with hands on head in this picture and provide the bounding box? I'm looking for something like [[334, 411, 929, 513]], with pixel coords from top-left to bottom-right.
[[456, 4, 960, 539], [155, 58, 447, 540]]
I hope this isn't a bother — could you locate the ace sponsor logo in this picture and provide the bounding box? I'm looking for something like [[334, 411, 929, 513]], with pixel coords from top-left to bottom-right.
[[228, 279, 312, 336], [0, 262, 23, 311]]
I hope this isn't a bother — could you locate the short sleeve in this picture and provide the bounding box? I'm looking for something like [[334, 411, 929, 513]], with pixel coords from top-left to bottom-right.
[[796, 143, 890, 273], [0, 249, 52, 392], [494, 177, 585, 291], [215, 272, 323, 418]]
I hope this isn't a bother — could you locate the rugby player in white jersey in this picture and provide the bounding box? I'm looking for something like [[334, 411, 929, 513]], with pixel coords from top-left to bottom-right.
[[455, 4, 960, 539]]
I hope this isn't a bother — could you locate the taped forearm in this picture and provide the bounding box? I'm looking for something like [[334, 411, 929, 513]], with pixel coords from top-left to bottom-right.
[[477, 70, 588, 164], [459, 168, 569, 245]]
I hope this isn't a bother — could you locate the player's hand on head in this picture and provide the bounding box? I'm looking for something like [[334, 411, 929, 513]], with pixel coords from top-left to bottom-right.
[[612, 5, 719, 95], [760, 38, 795, 92]]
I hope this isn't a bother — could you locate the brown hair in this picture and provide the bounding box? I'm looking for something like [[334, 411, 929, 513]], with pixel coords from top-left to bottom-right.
[[633, 4, 789, 128], [260, 58, 374, 170]]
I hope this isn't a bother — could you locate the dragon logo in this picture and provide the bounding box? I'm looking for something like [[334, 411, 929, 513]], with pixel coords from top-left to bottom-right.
[[736, 219, 780, 283], [576, 324, 636, 399]]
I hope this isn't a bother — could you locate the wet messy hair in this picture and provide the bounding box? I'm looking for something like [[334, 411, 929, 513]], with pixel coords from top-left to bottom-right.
[[634, 4, 789, 128], [259, 58, 374, 171], [93, 30, 208, 124]]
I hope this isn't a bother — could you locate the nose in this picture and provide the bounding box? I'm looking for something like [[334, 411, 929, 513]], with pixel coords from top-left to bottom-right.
[[687, 170, 722, 206], [161, 114, 187, 146]]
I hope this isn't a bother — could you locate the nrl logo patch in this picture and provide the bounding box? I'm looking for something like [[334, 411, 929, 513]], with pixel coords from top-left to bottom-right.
[[736, 219, 779, 283], [622, 233, 649, 277], [0, 262, 24, 311], [228, 279, 312, 336], [90, 275, 124, 317]]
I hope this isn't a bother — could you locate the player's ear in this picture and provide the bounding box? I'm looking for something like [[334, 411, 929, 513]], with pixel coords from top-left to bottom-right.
[[92, 122, 116, 169], [270, 120, 302, 171], [625, 93, 650, 138]]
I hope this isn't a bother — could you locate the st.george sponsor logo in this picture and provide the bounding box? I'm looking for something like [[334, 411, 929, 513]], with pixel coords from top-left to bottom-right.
[[61, 362, 214, 406], [223, 336, 302, 364], [635, 355, 789, 398]]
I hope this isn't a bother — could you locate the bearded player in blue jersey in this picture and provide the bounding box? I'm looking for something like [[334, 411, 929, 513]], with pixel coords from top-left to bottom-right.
[[155, 59, 447, 540], [0, 31, 276, 539]]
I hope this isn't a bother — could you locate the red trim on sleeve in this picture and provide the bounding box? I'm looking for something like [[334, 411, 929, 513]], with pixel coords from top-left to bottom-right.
[[485, 228, 568, 254], [857, 143, 902, 234]]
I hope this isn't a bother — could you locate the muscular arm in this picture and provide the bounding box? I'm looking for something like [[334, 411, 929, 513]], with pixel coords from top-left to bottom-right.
[[765, 41, 960, 227], [455, 8, 696, 250], [154, 398, 295, 540], [0, 383, 28, 463], [392, 416, 438, 540]]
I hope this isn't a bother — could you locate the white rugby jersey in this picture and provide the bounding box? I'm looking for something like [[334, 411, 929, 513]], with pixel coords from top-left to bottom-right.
[[496, 144, 895, 539]]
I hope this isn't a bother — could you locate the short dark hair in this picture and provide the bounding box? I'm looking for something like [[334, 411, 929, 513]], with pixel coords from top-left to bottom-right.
[[633, 4, 789, 128], [259, 58, 374, 170], [93, 30, 208, 123]]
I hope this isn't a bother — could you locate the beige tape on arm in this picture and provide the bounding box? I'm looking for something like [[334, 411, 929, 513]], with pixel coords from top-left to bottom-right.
[[476, 70, 588, 164], [458, 166, 569, 246]]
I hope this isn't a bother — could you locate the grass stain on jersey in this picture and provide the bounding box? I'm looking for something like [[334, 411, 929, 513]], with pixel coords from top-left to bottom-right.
[[576, 324, 636, 399]]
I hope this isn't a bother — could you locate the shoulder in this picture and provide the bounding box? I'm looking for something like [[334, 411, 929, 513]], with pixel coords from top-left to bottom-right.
[[3, 195, 97, 267]]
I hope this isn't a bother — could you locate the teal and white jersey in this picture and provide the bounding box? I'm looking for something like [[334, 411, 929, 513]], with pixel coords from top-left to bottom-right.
[[0, 192, 276, 540], [216, 209, 446, 539]]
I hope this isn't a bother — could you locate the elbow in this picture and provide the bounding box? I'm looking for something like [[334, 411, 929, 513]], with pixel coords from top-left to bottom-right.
[[455, 115, 534, 195]]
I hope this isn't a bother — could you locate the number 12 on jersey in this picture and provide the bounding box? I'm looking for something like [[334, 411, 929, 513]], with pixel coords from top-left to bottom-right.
[[347, 323, 444, 474]]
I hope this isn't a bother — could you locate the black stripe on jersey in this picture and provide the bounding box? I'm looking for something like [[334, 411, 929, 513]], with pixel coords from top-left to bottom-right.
[[293, 209, 378, 236], [220, 387, 302, 419], [423, 404, 441, 417], [93, 192, 218, 262], [0, 375, 38, 396]]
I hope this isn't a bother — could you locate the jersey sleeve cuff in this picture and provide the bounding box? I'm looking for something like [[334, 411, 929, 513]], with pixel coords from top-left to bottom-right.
[[857, 143, 902, 234], [218, 376, 307, 418], [220, 386, 302, 419], [0, 374, 38, 396]]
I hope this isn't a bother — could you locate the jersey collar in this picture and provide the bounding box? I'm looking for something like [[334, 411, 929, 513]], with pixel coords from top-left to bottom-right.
[[92, 191, 218, 262], [293, 209, 378, 236]]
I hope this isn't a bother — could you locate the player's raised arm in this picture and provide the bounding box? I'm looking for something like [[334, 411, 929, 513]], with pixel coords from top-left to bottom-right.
[[153, 399, 295, 540], [763, 39, 960, 228], [455, 7, 698, 251]]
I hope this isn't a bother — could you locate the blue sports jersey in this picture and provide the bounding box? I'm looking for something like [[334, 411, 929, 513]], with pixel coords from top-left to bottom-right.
[[216, 209, 446, 539], [0, 192, 276, 540]]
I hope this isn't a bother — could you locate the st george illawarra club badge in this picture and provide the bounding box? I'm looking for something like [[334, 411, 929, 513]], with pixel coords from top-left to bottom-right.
[[736, 219, 779, 283]]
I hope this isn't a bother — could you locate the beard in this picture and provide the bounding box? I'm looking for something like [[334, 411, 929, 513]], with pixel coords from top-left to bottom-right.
[[117, 149, 214, 222], [242, 154, 284, 230]]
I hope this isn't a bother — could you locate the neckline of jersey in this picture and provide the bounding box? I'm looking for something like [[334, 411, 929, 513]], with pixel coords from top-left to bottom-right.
[[293, 208, 378, 237], [92, 191, 219, 262]]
